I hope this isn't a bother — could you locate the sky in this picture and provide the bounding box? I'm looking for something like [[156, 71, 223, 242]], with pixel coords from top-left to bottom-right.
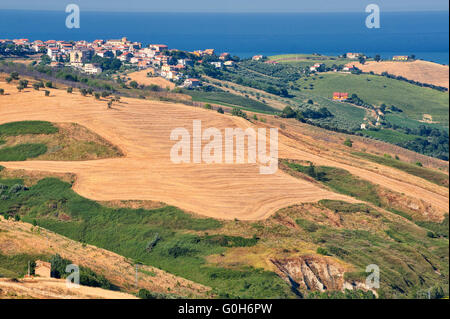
[[0, 0, 448, 13]]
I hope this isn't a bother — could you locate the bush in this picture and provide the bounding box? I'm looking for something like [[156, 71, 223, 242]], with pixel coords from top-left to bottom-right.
[[94, 93, 100, 100], [44, 90, 50, 97], [217, 107, 224, 114], [316, 247, 329, 256], [343, 138, 353, 147], [45, 81, 53, 88], [0, 88, 4, 95], [67, 87, 73, 93]]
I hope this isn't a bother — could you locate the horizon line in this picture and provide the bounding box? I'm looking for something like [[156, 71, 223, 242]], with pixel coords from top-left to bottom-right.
[[1, 8, 449, 14]]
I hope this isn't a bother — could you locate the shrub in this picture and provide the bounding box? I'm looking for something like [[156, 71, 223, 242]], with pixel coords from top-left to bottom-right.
[[343, 138, 353, 147], [44, 90, 50, 97], [0, 88, 4, 95], [204, 103, 212, 109], [94, 93, 100, 100], [45, 81, 53, 88], [316, 247, 329, 256], [5, 77, 12, 83], [19, 80, 28, 88], [10, 72, 19, 80], [67, 87, 73, 93], [415, 162, 423, 167], [130, 81, 138, 89], [217, 107, 224, 114], [231, 107, 248, 119], [17, 85, 24, 92], [33, 82, 41, 90]]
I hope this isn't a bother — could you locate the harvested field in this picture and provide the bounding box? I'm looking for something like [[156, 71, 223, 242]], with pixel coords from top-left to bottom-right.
[[0, 77, 448, 220], [347, 60, 449, 89], [127, 69, 176, 90]]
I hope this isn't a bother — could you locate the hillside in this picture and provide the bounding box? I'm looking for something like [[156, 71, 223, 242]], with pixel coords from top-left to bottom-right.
[[0, 216, 210, 298], [0, 72, 448, 298]]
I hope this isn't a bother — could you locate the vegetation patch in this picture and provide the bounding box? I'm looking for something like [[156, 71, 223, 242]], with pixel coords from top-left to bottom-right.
[[0, 143, 47, 161], [0, 122, 123, 161], [0, 121, 58, 136]]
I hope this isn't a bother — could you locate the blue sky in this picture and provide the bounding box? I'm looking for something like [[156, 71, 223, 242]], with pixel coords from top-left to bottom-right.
[[0, 0, 449, 12]]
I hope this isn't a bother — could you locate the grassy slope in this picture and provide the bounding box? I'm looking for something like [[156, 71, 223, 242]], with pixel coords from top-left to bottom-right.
[[298, 73, 449, 126], [186, 90, 278, 113], [352, 152, 449, 188]]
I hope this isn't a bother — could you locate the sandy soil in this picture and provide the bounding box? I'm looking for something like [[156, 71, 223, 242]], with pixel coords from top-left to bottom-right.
[[0, 217, 210, 297], [0, 277, 138, 299], [346, 60, 449, 89], [127, 69, 176, 90], [0, 79, 448, 220]]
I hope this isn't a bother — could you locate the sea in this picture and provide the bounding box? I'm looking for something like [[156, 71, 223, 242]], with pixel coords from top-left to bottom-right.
[[0, 10, 448, 64]]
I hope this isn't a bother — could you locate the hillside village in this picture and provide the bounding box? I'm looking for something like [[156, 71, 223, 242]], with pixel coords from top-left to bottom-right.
[[0, 37, 241, 88]]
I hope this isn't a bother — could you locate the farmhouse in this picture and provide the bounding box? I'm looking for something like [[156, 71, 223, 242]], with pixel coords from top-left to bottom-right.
[[393, 55, 409, 61], [35, 260, 51, 278], [333, 92, 349, 101], [346, 52, 362, 59], [252, 55, 264, 61], [184, 78, 201, 88]]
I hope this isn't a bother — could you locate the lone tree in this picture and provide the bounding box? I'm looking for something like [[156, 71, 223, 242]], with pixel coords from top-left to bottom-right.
[[217, 107, 224, 114], [0, 88, 4, 95], [10, 72, 19, 80], [45, 81, 53, 88], [130, 81, 138, 89], [94, 92, 101, 100], [44, 90, 50, 97], [343, 138, 353, 147], [17, 84, 24, 92], [33, 82, 41, 90], [5, 77, 12, 84], [107, 100, 113, 109], [19, 80, 29, 88], [67, 87, 73, 93]]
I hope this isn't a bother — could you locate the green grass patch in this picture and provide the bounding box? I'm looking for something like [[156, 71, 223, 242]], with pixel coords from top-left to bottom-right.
[[357, 129, 418, 144], [0, 121, 58, 136], [284, 161, 382, 206], [186, 90, 278, 113], [0, 143, 47, 161], [295, 219, 319, 232], [318, 200, 374, 214], [353, 152, 449, 188]]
